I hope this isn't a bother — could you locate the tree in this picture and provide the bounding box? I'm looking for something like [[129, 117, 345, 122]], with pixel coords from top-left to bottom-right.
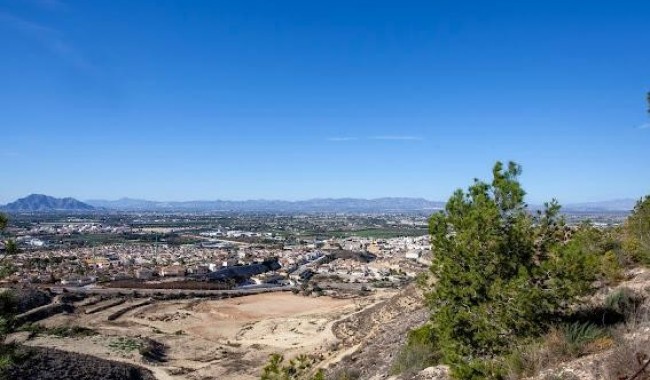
[[426, 162, 596, 379], [624, 195, 650, 265]]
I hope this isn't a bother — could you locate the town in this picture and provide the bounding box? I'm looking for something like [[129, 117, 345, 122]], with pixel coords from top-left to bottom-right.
[[1, 213, 435, 296]]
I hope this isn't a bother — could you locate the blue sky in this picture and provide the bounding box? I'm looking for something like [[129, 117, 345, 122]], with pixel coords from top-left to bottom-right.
[[0, 0, 648, 204]]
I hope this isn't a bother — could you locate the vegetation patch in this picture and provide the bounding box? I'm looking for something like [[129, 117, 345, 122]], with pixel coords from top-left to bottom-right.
[[108, 337, 143, 352], [390, 325, 440, 375], [20, 324, 97, 339]]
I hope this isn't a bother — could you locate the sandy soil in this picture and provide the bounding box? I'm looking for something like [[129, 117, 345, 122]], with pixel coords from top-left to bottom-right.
[[25, 292, 391, 380]]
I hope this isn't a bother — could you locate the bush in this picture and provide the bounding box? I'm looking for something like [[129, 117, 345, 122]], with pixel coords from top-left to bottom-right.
[[601, 250, 624, 283], [391, 325, 440, 375], [139, 338, 167, 363], [108, 337, 142, 352], [560, 322, 607, 356], [624, 195, 650, 266], [604, 335, 650, 380], [20, 324, 97, 339], [604, 287, 644, 320], [327, 368, 360, 380], [260, 353, 322, 380], [504, 323, 610, 379]]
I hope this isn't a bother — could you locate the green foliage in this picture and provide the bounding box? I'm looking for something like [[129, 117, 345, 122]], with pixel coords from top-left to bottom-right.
[[604, 287, 643, 319], [504, 323, 610, 379], [560, 322, 606, 356], [624, 195, 650, 265], [108, 337, 143, 352], [327, 368, 360, 380], [0, 348, 13, 380], [568, 224, 631, 284], [260, 353, 322, 380], [19, 324, 97, 339], [311, 369, 325, 380], [601, 250, 624, 283], [391, 325, 440, 375], [426, 162, 597, 379]]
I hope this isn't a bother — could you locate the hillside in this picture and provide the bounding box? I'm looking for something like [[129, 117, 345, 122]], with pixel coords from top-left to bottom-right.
[[2, 194, 95, 212]]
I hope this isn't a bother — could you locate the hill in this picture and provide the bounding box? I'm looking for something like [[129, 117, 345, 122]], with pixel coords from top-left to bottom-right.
[[2, 194, 95, 212]]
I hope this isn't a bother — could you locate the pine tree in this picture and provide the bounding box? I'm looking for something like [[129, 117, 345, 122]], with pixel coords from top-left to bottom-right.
[[426, 161, 596, 378]]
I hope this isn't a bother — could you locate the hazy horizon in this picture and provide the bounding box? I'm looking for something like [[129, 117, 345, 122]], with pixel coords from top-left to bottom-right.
[[0, 192, 644, 207]]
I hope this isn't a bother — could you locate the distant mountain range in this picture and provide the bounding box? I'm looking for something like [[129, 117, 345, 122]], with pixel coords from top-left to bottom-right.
[[1, 194, 638, 213], [1, 194, 94, 212], [560, 199, 638, 212], [85, 197, 446, 213]]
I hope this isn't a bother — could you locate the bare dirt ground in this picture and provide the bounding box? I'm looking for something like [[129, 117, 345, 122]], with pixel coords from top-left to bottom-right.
[[22, 291, 396, 380]]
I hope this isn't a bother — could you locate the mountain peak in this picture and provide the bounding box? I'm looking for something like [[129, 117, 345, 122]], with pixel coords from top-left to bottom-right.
[[2, 194, 94, 212]]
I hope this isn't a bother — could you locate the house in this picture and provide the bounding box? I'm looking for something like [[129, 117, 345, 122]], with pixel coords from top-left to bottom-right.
[[160, 265, 186, 277], [251, 273, 284, 284], [61, 276, 96, 286], [405, 250, 421, 260], [188, 265, 209, 275]]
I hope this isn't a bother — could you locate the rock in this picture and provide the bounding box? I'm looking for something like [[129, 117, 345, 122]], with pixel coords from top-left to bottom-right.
[[417, 365, 450, 380]]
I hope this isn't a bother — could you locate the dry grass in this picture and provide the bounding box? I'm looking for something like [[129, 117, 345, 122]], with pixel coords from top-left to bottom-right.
[[504, 323, 610, 379], [604, 335, 650, 380], [603, 298, 650, 380]]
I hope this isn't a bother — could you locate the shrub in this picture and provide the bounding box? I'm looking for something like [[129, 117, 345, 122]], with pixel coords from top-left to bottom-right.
[[624, 195, 650, 266], [504, 323, 609, 379], [327, 368, 360, 380], [391, 324, 441, 375], [604, 287, 644, 320], [390, 341, 440, 376], [20, 324, 97, 339], [260, 353, 322, 380], [139, 338, 167, 363], [604, 335, 650, 380], [108, 337, 142, 352], [601, 250, 624, 283], [560, 322, 606, 356]]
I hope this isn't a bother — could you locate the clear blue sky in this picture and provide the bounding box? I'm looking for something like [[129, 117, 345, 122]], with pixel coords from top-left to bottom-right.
[[1, 0, 648, 204]]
